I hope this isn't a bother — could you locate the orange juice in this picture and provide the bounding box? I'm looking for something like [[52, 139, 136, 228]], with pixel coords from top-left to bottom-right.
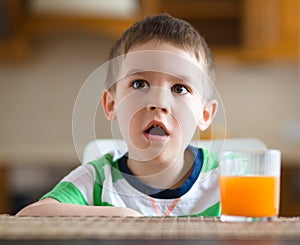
[[219, 176, 280, 217]]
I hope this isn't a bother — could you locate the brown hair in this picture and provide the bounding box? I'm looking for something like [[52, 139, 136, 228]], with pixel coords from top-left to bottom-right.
[[107, 14, 215, 92]]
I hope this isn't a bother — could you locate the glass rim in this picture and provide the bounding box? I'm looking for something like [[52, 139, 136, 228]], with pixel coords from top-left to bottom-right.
[[221, 149, 281, 156]]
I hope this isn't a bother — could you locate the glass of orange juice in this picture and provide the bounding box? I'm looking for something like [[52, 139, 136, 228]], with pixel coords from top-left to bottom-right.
[[219, 150, 281, 222]]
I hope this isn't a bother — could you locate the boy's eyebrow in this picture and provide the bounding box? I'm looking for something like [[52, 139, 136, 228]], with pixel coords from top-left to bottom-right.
[[173, 74, 196, 83], [124, 69, 197, 84]]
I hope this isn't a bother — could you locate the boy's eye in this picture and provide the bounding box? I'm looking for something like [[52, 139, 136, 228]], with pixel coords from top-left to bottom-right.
[[171, 84, 189, 94], [131, 80, 149, 90]]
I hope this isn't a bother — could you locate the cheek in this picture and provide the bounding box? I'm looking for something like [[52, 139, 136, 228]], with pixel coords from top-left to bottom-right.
[[173, 109, 197, 137], [173, 98, 202, 127], [171, 98, 203, 142], [114, 92, 145, 138]]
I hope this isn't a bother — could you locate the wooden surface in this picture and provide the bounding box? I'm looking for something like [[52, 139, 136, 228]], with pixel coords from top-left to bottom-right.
[[0, 215, 299, 241]]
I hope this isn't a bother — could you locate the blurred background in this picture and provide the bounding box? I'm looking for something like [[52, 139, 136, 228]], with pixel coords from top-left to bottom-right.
[[0, 0, 299, 216]]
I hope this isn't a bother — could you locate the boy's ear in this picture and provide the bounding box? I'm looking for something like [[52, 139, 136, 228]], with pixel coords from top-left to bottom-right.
[[102, 89, 116, 121], [197, 99, 218, 131]]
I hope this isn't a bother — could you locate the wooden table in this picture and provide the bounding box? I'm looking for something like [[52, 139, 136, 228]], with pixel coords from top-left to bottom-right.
[[0, 215, 299, 244]]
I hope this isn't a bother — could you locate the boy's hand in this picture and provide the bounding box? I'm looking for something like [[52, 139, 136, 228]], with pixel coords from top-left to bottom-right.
[[16, 198, 144, 217]]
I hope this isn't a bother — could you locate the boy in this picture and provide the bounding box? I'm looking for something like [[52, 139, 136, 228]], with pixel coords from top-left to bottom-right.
[[17, 14, 219, 217]]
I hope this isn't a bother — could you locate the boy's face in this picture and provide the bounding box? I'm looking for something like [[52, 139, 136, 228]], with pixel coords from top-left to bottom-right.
[[102, 41, 217, 162]]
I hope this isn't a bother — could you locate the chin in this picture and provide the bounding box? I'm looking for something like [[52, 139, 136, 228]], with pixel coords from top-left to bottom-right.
[[127, 135, 185, 162], [134, 147, 179, 164]]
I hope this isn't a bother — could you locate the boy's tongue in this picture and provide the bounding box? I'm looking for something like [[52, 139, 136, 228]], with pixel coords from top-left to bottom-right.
[[148, 126, 166, 136]]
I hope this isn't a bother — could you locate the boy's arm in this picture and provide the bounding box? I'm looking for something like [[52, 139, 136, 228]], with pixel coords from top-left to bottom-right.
[[16, 198, 143, 217]]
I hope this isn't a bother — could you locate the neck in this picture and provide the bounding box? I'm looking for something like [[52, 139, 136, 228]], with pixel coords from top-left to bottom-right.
[[127, 148, 194, 189]]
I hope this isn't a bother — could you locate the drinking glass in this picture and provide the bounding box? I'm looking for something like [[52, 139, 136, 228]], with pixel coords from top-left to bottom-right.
[[219, 149, 281, 222]]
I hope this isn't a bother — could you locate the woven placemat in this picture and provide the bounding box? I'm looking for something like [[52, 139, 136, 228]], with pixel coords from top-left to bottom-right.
[[0, 215, 299, 240]]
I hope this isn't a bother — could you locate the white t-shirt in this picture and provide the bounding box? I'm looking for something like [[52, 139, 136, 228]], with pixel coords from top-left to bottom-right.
[[41, 146, 221, 217]]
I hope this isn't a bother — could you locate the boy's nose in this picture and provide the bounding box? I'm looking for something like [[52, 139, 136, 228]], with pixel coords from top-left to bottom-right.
[[146, 87, 170, 114], [146, 105, 169, 114]]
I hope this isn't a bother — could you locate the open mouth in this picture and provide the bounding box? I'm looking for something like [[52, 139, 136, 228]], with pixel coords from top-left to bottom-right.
[[144, 123, 169, 141], [146, 124, 167, 136]]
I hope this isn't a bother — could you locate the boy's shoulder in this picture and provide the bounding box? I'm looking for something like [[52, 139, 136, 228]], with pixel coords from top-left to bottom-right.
[[200, 148, 219, 173], [87, 153, 115, 167], [87, 153, 124, 183]]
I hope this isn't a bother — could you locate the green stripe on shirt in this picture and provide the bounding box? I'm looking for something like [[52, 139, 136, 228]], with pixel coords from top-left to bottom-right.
[[40, 181, 88, 205], [201, 149, 219, 173], [191, 202, 221, 217]]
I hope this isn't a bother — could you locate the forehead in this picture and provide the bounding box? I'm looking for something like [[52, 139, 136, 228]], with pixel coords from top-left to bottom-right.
[[123, 41, 204, 79], [128, 40, 199, 66], [114, 50, 209, 92]]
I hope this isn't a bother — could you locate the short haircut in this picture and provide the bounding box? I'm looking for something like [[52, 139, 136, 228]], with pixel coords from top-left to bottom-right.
[[106, 14, 215, 98]]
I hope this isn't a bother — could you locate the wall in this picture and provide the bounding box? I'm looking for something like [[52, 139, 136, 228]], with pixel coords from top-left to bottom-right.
[[1, 33, 299, 164], [0, 32, 299, 214], [215, 61, 300, 162]]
